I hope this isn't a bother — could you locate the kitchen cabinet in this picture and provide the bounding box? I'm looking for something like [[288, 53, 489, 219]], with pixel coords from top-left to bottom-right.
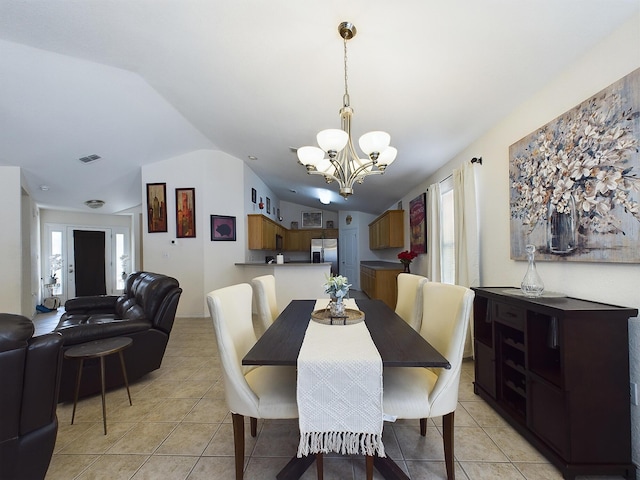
[[472, 287, 637, 480], [368, 210, 404, 249], [247, 214, 286, 250], [360, 262, 403, 308], [248, 215, 338, 251]]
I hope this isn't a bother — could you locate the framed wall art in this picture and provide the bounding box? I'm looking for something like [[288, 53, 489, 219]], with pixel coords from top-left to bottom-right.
[[302, 211, 322, 228], [266, 197, 271, 214], [251, 188, 257, 204], [146, 183, 167, 233], [509, 68, 639, 263], [211, 215, 236, 241], [176, 188, 196, 238], [409, 193, 427, 254]]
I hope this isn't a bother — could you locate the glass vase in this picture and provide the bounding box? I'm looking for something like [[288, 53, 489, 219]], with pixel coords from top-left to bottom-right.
[[547, 196, 577, 254], [329, 296, 346, 317], [402, 262, 410, 273], [521, 244, 544, 297]]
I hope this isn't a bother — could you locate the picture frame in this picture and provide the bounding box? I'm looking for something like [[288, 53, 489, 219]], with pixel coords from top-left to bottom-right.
[[290, 221, 299, 230], [509, 68, 639, 263], [302, 211, 322, 228], [146, 183, 167, 233], [409, 193, 427, 254], [251, 188, 257, 203], [326, 220, 334, 229], [211, 215, 236, 241], [266, 197, 271, 214], [176, 188, 196, 238]]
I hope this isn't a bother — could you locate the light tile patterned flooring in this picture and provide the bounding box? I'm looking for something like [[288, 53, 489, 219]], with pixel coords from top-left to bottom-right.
[[37, 309, 627, 480]]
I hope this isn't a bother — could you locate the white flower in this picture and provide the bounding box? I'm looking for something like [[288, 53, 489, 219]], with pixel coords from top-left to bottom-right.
[[323, 275, 351, 299]]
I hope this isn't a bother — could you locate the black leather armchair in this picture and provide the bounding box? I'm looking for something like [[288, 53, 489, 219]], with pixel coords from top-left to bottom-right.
[[55, 271, 182, 402], [0, 313, 64, 480]]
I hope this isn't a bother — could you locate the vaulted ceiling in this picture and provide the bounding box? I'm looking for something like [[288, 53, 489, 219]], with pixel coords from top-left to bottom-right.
[[1, 1, 637, 214]]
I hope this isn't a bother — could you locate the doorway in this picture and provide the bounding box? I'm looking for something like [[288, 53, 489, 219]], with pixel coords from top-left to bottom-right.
[[72, 230, 107, 296]]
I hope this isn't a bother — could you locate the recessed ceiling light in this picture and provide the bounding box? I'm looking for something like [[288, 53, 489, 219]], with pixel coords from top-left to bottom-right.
[[39, 185, 50, 191], [248, 155, 258, 161], [289, 189, 297, 193]]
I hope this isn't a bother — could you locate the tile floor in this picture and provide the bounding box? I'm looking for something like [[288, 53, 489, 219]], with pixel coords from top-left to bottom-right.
[[35, 305, 628, 480]]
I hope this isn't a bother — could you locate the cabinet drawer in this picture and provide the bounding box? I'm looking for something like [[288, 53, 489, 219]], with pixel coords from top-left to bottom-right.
[[493, 301, 525, 330]]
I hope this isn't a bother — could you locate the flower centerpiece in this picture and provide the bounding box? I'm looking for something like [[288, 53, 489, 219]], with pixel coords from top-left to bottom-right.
[[323, 274, 351, 316], [397, 250, 417, 273]]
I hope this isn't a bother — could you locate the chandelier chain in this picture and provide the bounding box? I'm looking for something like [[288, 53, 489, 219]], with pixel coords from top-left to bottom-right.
[[343, 36, 349, 107]]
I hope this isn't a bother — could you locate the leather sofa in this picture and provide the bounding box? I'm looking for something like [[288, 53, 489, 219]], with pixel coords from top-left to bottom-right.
[[0, 313, 64, 480], [54, 271, 182, 402]]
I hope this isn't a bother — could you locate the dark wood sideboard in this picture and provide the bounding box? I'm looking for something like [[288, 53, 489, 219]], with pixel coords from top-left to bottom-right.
[[472, 287, 637, 480]]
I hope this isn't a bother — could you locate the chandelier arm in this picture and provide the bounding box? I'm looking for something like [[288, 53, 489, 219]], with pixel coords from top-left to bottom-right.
[[307, 169, 340, 184]]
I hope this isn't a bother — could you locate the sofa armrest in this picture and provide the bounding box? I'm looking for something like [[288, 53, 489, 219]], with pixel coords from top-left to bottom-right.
[[64, 295, 118, 314]]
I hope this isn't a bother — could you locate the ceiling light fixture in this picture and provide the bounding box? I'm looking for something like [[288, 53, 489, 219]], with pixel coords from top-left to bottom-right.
[[84, 199, 105, 209], [297, 21, 397, 199]]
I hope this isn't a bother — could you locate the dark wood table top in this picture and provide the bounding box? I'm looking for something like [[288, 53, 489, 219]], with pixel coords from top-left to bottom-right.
[[64, 336, 133, 359], [243, 299, 450, 369]]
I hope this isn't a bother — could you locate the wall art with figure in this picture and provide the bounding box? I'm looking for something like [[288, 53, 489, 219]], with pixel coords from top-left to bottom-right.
[[509, 68, 639, 263], [147, 183, 167, 233], [176, 188, 196, 238], [409, 193, 427, 255]]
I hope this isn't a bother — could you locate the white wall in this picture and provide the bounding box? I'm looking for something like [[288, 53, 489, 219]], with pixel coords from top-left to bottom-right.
[[391, 14, 640, 474], [0, 166, 24, 314], [142, 149, 247, 317]]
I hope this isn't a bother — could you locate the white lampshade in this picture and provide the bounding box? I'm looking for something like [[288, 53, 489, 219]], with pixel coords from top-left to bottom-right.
[[377, 146, 397, 166], [317, 129, 348, 153], [297, 146, 326, 167], [358, 131, 391, 155], [315, 158, 333, 173]]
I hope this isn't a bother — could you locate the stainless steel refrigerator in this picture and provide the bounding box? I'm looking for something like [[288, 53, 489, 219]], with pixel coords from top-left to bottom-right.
[[311, 238, 338, 276]]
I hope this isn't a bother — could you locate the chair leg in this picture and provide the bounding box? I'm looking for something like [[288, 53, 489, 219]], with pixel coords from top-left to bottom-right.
[[316, 452, 323, 479], [231, 413, 245, 480], [365, 455, 374, 480], [250, 417, 257, 437], [419, 418, 427, 436], [443, 412, 455, 480]]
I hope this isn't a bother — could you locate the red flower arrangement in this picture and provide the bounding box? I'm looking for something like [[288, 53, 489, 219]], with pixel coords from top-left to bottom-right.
[[397, 250, 418, 265]]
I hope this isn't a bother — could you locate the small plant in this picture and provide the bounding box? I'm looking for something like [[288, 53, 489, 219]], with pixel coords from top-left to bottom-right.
[[397, 250, 418, 265], [323, 274, 351, 300], [49, 254, 63, 280]]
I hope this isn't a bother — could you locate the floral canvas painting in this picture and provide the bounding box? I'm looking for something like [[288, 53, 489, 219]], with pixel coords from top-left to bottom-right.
[[510, 68, 639, 263]]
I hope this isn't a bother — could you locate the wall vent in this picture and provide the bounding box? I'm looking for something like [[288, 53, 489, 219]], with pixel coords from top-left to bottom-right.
[[79, 154, 101, 164]]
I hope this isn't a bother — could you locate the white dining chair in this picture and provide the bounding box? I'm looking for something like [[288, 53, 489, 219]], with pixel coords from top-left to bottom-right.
[[251, 274, 279, 336], [207, 283, 299, 480], [395, 273, 429, 331], [383, 282, 475, 480]]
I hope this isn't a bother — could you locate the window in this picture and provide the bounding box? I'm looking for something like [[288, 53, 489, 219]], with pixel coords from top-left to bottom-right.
[[48, 229, 63, 296], [440, 178, 455, 284]]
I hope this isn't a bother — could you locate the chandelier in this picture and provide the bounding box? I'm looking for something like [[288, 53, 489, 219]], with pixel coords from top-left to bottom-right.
[[297, 22, 397, 199]]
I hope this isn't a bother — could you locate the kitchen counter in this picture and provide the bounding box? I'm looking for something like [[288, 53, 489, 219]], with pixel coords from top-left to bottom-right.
[[360, 261, 404, 271], [234, 262, 330, 267], [235, 262, 331, 312]]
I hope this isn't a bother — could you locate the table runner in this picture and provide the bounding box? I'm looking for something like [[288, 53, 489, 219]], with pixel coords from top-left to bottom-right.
[[296, 299, 385, 457]]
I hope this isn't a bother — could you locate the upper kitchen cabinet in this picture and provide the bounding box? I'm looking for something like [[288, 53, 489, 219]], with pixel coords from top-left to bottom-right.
[[247, 214, 286, 250], [368, 210, 404, 249]]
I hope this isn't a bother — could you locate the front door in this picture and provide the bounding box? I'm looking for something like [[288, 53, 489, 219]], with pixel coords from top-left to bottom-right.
[[66, 228, 112, 298]]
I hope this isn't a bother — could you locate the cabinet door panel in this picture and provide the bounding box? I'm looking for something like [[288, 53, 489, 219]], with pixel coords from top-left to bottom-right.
[[529, 378, 568, 457], [474, 341, 496, 398]]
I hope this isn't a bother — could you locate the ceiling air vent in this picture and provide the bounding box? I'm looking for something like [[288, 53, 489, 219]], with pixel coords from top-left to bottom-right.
[[79, 154, 101, 164]]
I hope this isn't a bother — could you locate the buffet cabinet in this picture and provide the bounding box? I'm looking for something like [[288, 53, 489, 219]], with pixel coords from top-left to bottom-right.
[[472, 287, 637, 480]]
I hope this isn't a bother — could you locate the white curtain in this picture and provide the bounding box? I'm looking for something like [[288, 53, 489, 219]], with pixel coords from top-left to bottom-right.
[[453, 162, 480, 357], [426, 182, 442, 282]]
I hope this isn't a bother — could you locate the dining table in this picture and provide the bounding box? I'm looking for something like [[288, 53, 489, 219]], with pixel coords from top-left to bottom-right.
[[242, 298, 450, 480]]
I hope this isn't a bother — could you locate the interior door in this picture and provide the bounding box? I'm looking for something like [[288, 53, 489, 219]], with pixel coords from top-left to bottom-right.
[[341, 228, 359, 289], [66, 228, 112, 298]]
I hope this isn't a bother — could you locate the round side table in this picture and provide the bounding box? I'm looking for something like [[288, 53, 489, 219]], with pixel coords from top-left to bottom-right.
[[64, 336, 133, 434]]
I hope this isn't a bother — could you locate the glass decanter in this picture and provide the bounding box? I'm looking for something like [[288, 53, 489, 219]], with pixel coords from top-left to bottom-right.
[[520, 244, 544, 297]]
